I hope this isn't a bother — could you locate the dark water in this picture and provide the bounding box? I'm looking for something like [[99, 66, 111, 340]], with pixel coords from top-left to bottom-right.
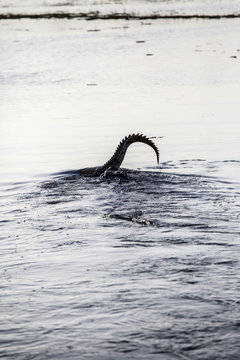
[[1, 164, 240, 360]]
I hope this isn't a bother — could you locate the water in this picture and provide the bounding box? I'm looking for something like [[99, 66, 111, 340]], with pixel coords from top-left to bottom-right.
[[1, 4, 240, 360]]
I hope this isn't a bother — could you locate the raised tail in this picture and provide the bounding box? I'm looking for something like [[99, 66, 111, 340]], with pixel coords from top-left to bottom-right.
[[92, 133, 159, 176]]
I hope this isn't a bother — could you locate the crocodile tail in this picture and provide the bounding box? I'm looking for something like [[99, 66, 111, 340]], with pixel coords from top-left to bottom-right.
[[92, 133, 159, 176]]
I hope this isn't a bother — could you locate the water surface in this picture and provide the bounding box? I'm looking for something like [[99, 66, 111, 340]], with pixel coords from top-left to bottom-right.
[[1, 13, 240, 360]]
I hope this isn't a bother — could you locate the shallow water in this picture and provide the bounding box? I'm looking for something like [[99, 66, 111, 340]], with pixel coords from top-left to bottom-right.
[[1, 14, 240, 360]]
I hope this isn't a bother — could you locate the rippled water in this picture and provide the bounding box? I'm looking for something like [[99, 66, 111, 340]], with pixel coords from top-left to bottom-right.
[[1, 166, 240, 359], [1, 10, 240, 360]]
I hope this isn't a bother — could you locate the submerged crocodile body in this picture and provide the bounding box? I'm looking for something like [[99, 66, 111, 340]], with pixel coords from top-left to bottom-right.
[[77, 133, 159, 177]]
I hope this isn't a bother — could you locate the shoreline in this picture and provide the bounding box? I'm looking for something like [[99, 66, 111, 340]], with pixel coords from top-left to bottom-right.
[[1, 12, 240, 21]]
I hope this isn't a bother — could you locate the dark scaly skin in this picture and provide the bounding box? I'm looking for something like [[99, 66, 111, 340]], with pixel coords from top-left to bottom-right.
[[77, 133, 159, 177]]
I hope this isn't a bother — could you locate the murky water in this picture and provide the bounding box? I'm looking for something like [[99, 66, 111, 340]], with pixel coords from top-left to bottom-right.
[[1, 6, 240, 360]]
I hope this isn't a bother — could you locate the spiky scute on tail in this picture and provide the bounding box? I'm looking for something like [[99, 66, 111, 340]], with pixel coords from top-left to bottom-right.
[[91, 133, 159, 177]]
